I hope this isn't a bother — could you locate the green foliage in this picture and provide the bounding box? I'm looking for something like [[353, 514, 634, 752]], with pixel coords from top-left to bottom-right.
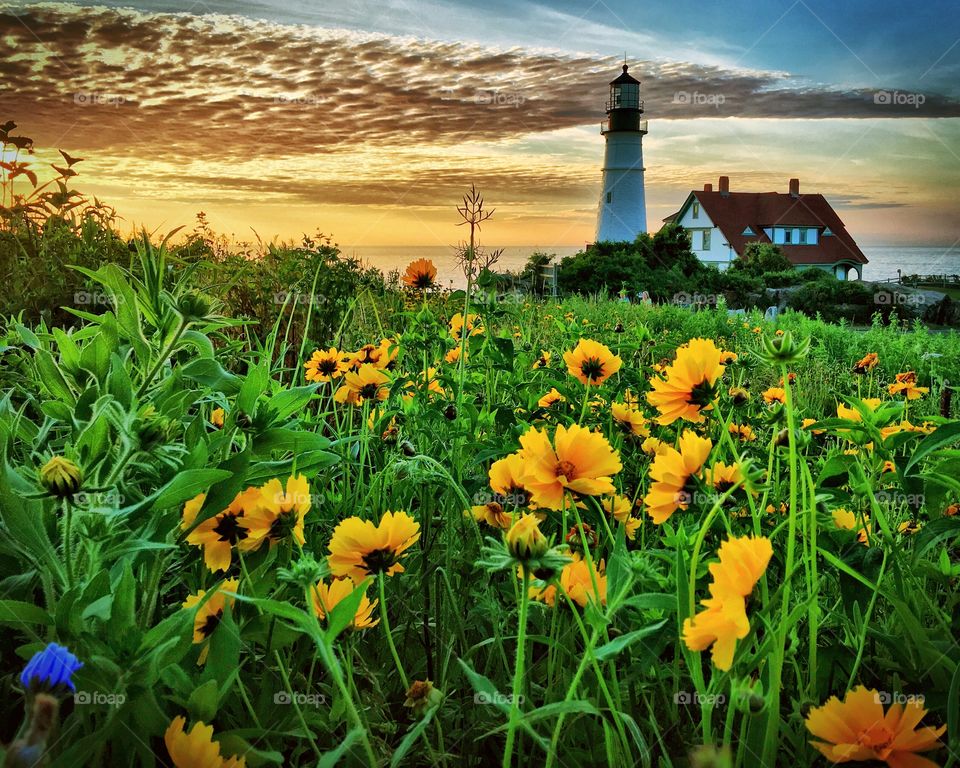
[[731, 242, 794, 276]]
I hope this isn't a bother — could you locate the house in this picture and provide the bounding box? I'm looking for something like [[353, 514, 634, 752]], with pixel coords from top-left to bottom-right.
[[662, 176, 868, 279]]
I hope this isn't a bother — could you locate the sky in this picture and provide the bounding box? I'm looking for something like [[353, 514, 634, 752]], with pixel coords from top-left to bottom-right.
[[1, 0, 959, 248]]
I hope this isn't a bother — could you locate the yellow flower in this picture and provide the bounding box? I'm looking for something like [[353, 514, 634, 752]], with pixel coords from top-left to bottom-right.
[[533, 350, 551, 369], [643, 431, 712, 524], [401, 258, 437, 289], [719, 350, 738, 364], [403, 367, 444, 401], [611, 402, 650, 438], [328, 511, 420, 581], [334, 364, 390, 406], [805, 686, 945, 765], [832, 508, 871, 545], [538, 387, 566, 408], [530, 553, 606, 608], [837, 398, 882, 421], [183, 579, 239, 665], [311, 578, 379, 630], [762, 387, 786, 405], [305, 347, 348, 382], [165, 716, 246, 768], [622, 515, 642, 540], [640, 436, 669, 455], [209, 408, 225, 428], [40, 456, 83, 498], [470, 502, 513, 529], [183, 488, 263, 573], [601, 494, 635, 523], [703, 461, 744, 494], [242, 475, 311, 548], [518, 424, 622, 510], [682, 536, 772, 670], [449, 312, 483, 340], [506, 513, 548, 561], [646, 338, 725, 424], [888, 371, 928, 400], [563, 339, 622, 387], [728, 423, 756, 442], [728, 386, 750, 406], [444, 346, 462, 364], [489, 453, 535, 509], [852, 352, 879, 374]]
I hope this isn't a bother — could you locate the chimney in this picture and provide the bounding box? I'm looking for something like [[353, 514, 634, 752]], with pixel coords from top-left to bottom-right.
[[718, 176, 729, 196], [704, 183, 713, 192], [789, 178, 800, 197]]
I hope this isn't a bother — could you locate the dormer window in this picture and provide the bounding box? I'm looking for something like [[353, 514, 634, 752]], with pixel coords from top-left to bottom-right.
[[742, 226, 755, 236], [823, 227, 833, 236], [692, 201, 699, 220]]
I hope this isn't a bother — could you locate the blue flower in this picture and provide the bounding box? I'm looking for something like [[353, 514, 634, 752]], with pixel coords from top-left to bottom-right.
[[20, 643, 83, 693]]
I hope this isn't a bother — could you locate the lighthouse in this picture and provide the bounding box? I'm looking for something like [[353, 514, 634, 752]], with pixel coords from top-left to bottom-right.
[[595, 64, 648, 242]]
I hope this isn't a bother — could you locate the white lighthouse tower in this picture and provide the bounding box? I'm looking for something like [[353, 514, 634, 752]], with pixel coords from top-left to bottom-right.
[[595, 64, 648, 242]]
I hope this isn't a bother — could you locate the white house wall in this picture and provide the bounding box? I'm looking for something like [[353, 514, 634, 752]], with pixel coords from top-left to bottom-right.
[[674, 199, 735, 269]]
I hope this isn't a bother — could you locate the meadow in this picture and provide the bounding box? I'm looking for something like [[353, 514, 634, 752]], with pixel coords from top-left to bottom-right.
[[2, 130, 960, 766]]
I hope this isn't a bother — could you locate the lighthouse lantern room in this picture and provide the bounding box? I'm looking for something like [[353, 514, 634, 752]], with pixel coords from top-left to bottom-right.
[[595, 64, 648, 242]]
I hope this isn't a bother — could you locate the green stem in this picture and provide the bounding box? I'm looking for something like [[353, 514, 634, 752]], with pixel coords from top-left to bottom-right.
[[502, 568, 530, 768], [61, 498, 75, 589], [378, 572, 410, 690], [137, 316, 189, 397]]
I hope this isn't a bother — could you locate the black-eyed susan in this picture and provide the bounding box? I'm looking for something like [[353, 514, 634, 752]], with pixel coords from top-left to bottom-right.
[[804, 686, 945, 766], [563, 338, 622, 387], [401, 258, 437, 289], [611, 402, 650, 438], [517, 424, 622, 510], [888, 371, 928, 400], [470, 501, 513, 529], [311, 578, 379, 631], [449, 312, 483, 340], [642, 430, 713, 524], [243, 475, 310, 549], [533, 350, 551, 369], [538, 388, 566, 408], [165, 716, 247, 768], [646, 338, 725, 424], [762, 387, 786, 405], [488, 453, 535, 509], [852, 352, 879, 374], [334, 364, 391, 406], [183, 488, 262, 573], [183, 579, 239, 664], [327, 511, 420, 581], [305, 347, 348, 382], [728, 423, 756, 442]]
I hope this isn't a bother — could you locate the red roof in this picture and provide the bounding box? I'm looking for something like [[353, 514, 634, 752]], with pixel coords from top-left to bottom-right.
[[673, 190, 867, 265]]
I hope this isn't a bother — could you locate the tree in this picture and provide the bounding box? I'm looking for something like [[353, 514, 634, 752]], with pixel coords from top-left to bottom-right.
[[731, 242, 793, 276]]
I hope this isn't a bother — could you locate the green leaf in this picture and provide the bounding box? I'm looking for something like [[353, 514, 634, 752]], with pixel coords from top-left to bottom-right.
[[252, 428, 333, 457], [265, 385, 317, 423], [905, 421, 960, 475], [187, 679, 220, 723], [390, 707, 436, 768], [0, 600, 52, 626], [594, 620, 668, 661], [34, 349, 76, 405], [151, 469, 233, 513], [181, 358, 241, 394], [325, 579, 368, 639], [317, 728, 364, 768]]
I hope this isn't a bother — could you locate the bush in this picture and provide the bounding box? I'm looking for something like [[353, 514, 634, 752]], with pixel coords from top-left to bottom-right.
[[731, 242, 794, 276]]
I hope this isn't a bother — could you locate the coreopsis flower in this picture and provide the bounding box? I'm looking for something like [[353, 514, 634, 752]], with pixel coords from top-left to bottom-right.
[[517, 424, 622, 510], [728, 423, 756, 442], [703, 461, 744, 494], [832, 508, 871, 545], [682, 536, 772, 670], [622, 515, 642, 540], [802, 418, 826, 435], [489, 453, 535, 509], [728, 386, 750, 406], [804, 686, 945, 766], [444, 346, 462, 364], [209, 407, 225, 428], [183, 488, 263, 573], [401, 258, 437, 289], [327, 511, 421, 581], [611, 402, 650, 438], [506, 513, 549, 561], [888, 371, 928, 400], [305, 347, 348, 382], [853, 352, 879, 374], [183, 579, 239, 665], [563, 339, 622, 387], [641, 436, 669, 455], [880, 420, 935, 439], [334, 364, 390, 406], [40, 456, 83, 498], [20, 643, 83, 694], [538, 388, 566, 408], [533, 350, 551, 369], [376, 337, 399, 370], [762, 387, 786, 405], [449, 312, 482, 340], [243, 475, 311, 549], [601, 494, 635, 523], [165, 716, 246, 768], [311, 578, 379, 631], [530, 553, 606, 608], [646, 338, 726, 424], [470, 501, 513, 529], [766, 502, 788, 515], [643, 431, 713, 524], [403, 367, 444, 401], [719, 350, 738, 364]]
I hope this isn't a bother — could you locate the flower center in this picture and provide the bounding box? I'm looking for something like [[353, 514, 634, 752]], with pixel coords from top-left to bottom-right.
[[689, 379, 718, 407], [200, 610, 223, 638], [580, 357, 604, 381], [213, 513, 248, 544], [318, 358, 338, 374], [358, 383, 380, 399], [362, 547, 399, 574], [267, 509, 298, 541], [555, 460, 576, 480]]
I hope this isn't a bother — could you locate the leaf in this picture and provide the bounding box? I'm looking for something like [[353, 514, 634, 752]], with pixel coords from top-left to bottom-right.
[[318, 728, 364, 768], [905, 421, 960, 475], [0, 600, 52, 626], [181, 358, 241, 394], [150, 469, 233, 513], [594, 620, 668, 661], [325, 580, 368, 639], [34, 349, 75, 405], [187, 679, 219, 723], [265, 385, 317, 423], [390, 707, 436, 768], [252, 429, 333, 457]]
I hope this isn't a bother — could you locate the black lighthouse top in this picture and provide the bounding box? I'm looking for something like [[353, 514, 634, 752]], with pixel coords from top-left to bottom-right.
[[604, 64, 643, 132]]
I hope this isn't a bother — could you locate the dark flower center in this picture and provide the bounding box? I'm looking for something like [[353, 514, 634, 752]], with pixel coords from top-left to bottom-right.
[[214, 513, 248, 544], [362, 547, 399, 574], [413, 273, 434, 288], [358, 383, 380, 399], [200, 610, 223, 638], [318, 358, 339, 374], [267, 509, 298, 541], [689, 379, 718, 407], [580, 358, 604, 380], [555, 460, 576, 480]]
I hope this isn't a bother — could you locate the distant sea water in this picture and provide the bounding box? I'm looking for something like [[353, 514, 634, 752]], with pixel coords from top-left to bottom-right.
[[341, 245, 960, 290]]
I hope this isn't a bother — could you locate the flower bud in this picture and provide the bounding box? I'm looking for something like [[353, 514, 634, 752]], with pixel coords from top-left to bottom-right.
[[39, 457, 83, 499], [506, 513, 548, 562], [176, 291, 211, 322], [403, 680, 443, 717]]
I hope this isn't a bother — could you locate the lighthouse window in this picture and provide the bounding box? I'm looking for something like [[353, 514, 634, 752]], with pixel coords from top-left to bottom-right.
[[692, 202, 699, 219], [606, 192, 612, 204]]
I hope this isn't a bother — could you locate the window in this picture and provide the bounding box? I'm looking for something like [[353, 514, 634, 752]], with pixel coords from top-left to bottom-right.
[[606, 192, 612, 204], [692, 202, 699, 220], [823, 227, 833, 236], [742, 226, 755, 236], [702, 230, 712, 250], [807, 228, 819, 245], [798, 228, 807, 244], [773, 228, 785, 245], [783, 228, 793, 244]]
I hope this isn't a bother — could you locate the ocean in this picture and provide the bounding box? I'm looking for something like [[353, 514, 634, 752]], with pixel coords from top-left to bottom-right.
[[340, 244, 960, 289]]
